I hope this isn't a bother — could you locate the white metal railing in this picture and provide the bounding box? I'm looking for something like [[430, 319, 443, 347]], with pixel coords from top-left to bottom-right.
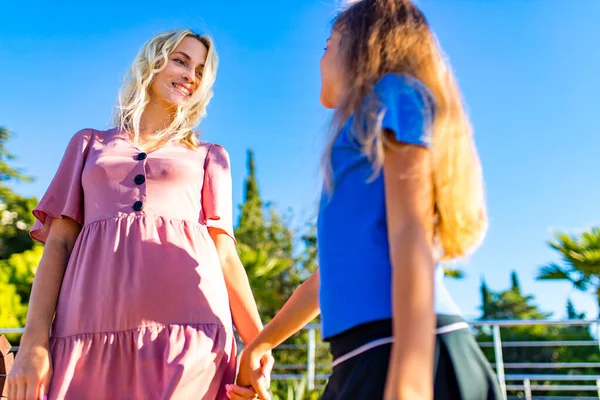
[[470, 319, 600, 400], [5, 320, 600, 399]]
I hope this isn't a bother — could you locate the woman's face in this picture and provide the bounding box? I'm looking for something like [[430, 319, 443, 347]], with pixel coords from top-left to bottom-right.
[[149, 36, 208, 109]]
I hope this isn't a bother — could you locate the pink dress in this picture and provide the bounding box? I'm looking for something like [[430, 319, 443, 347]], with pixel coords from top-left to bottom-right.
[[30, 128, 237, 399]]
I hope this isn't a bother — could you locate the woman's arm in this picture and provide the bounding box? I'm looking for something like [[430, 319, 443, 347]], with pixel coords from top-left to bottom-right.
[[382, 141, 436, 400], [8, 217, 81, 400], [23, 218, 81, 340], [210, 231, 277, 400], [209, 231, 264, 345]]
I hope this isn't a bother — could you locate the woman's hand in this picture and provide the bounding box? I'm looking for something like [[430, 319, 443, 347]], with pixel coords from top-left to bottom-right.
[[231, 347, 274, 400], [9, 217, 81, 400], [224, 384, 258, 400], [7, 338, 53, 400]]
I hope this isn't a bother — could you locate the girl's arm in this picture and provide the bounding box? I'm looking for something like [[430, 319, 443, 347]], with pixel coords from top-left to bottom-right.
[[8, 217, 81, 400], [382, 141, 436, 400], [245, 270, 319, 353], [232, 271, 320, 400]]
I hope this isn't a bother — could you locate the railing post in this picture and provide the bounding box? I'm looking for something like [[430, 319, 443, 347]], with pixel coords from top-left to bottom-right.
[[307, 328, 316, 391], [596, 379, 600, 400], [492, 324, 507, 400], [595, 323, 600, 353], [524, 378, 532, 400]]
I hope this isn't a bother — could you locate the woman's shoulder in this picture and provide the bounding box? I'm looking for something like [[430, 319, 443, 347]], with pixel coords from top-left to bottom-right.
[[61, 127, 130, 158], [61, 128, 98, 154], [68, 127, 118, 143], [197, 140, 231, 164], [197, 140, 228, 154]]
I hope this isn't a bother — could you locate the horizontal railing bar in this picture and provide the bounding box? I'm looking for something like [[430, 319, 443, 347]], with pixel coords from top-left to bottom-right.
[[3, 319, 600, 334], [472, 319, 600, 327], [271, 374, 329, 381], [308, 320, 600, 328], [274, 364, 311, 369], [274, 364, 331, 369], [0, 328, 24, 334], [506, 397, 600, 400], [271, 374, 303, 380], [272, 377, 600, 389], [272, 344, 329, 350], [478, 340, 598, 348], [506, 384, 598, 391], [494, 362, 600, 368], [505, 374, 600, 381], [507, 395, 598, 400]]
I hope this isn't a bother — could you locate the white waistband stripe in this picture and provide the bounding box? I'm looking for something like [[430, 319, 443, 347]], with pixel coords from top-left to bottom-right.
[[434, 322, 469, 335], [332, 337, 394, 368], [331, 322, 469, 368]]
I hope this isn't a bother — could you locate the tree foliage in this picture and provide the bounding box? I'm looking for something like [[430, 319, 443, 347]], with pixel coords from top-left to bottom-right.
[[0, 126, 40, 343], [537, 227, 600, 317]]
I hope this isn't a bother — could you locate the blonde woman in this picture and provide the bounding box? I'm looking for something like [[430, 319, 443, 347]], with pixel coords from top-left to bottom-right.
[[7, 30, 271, 400], [230, 1, 502, 399]]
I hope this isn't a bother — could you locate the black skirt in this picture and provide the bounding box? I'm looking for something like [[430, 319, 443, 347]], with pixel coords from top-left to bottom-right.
[[321, 315, 502, 400]]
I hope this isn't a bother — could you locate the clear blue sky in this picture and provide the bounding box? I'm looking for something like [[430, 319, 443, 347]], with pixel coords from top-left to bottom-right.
[[1, 0, 599, 320]]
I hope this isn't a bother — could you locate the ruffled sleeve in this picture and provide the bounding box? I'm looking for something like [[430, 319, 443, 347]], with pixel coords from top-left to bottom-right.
[[202, 144, 236, 243], [375, 74, 434, 148], [30, 129, 91, 243]]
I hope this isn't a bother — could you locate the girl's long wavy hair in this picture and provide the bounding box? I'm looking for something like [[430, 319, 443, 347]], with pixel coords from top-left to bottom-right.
[[324, 0, 487, 260], [113, 29, 218, 149]]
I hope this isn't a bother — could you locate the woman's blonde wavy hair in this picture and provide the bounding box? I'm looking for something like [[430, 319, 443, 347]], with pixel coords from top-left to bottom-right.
[[325, 0, 487, 260], [113, 29, 218, 149]]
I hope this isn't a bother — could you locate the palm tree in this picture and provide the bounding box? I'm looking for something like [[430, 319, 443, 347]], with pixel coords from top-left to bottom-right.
[[537, 227, 600, 317]]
